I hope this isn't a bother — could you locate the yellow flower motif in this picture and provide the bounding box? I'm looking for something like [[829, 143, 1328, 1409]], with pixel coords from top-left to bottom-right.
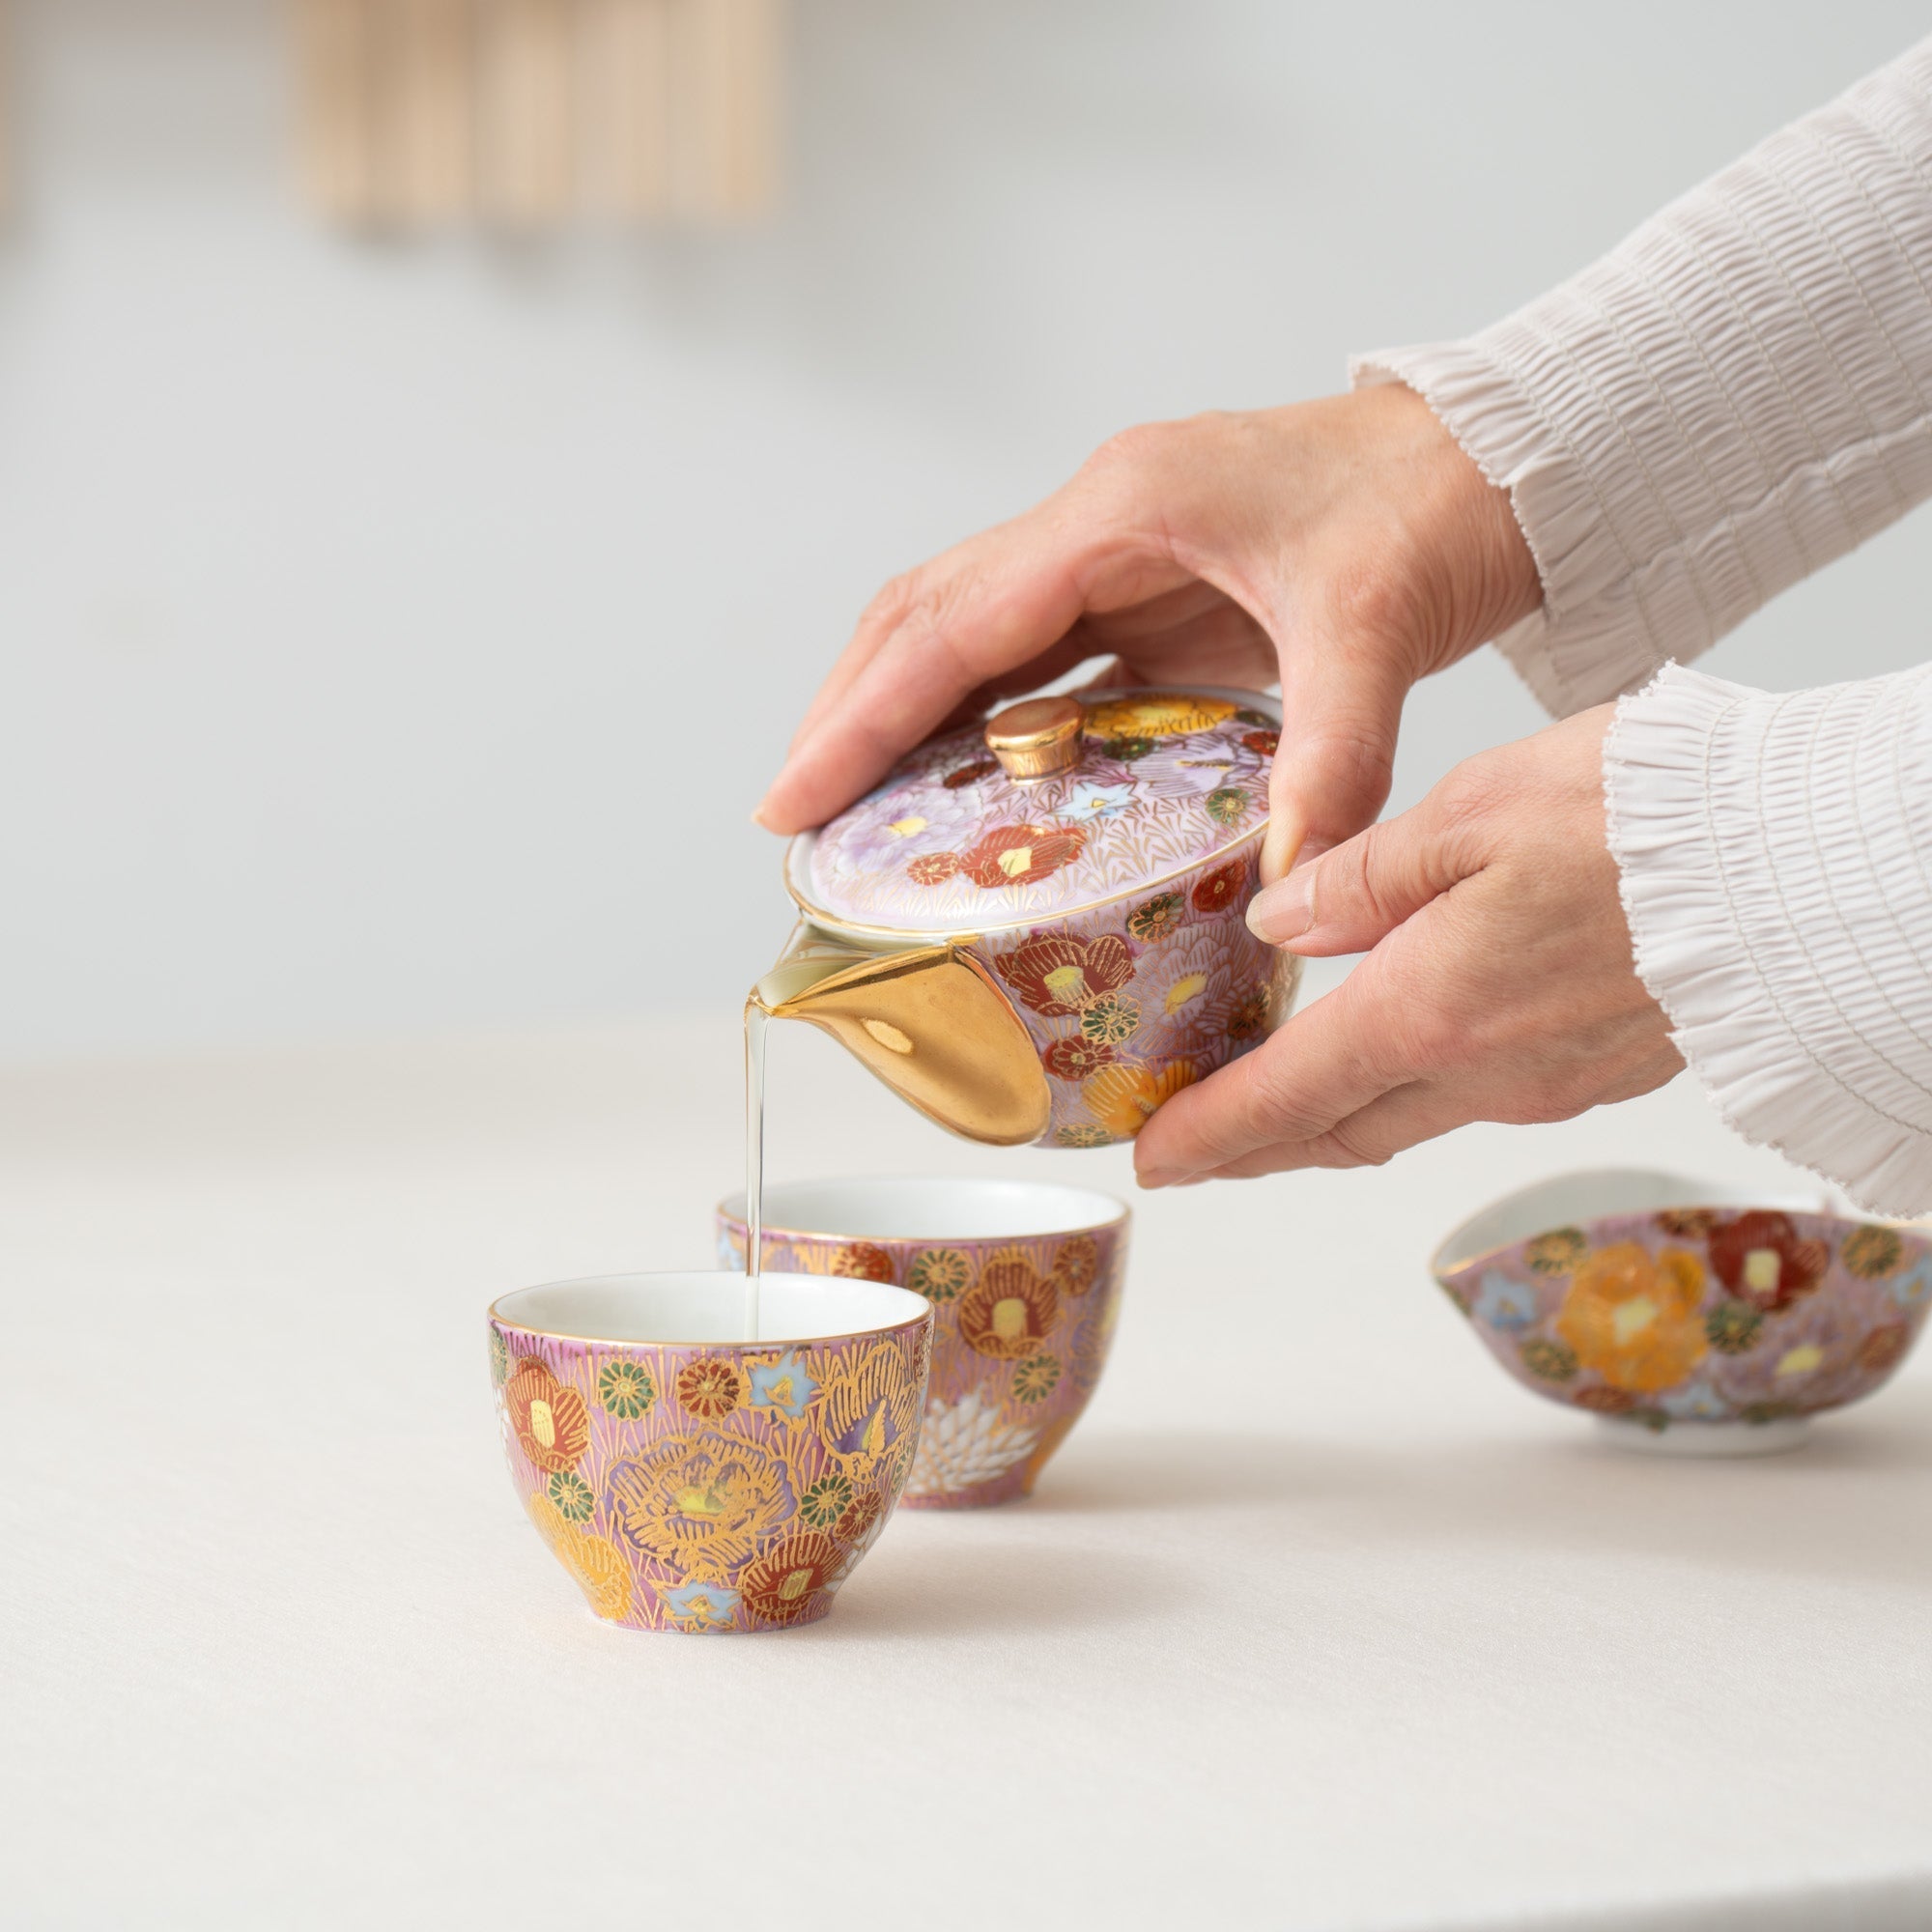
[[1163, 973, 1208, 1014], [524, 1492, 633, 1621], [1083, 1060, 1199, 1139], [886, 815, 927, 838], [1556, 1242, 1709, 1394], [1525, 1228, 1586, 1276]]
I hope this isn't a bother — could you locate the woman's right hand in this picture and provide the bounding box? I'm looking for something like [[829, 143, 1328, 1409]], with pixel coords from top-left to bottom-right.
[[755, 383, 1542, 882]]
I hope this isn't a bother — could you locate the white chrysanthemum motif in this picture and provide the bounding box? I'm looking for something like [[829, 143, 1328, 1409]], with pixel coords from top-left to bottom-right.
[[904, 1388, 1039, 1497]]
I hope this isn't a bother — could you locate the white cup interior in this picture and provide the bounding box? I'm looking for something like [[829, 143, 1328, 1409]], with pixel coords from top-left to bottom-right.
[[492, 1270, 927, 1345], [718, 1175, 1127, 1240], [1435, 1167, 1835, 1273]]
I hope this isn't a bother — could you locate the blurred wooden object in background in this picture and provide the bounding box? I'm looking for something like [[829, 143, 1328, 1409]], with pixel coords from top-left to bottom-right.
[[295, 0, 781, 229]]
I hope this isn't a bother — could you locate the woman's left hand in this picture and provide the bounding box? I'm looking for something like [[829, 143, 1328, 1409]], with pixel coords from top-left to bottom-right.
[[1134, 706, 1684, 1185]]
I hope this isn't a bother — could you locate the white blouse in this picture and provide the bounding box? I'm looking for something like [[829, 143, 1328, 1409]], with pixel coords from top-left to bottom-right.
[[1351, 37, 1932, 1213]]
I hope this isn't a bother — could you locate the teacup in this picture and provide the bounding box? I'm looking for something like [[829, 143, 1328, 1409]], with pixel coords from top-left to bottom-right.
[[718, 1178, 1128, 1507], [1434, 1169, 1932, 1455], [489, 1270, 931, 1631]]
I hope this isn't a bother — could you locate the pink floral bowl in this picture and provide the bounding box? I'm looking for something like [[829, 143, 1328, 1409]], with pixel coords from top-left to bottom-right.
[[719, 1178, 1127, 1507], [1434, 1169, 1932, 1455], [489, 1271, 930, 1632]]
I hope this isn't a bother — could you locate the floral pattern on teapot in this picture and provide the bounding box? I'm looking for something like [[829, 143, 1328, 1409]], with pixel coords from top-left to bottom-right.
[[805, 695, 1281, 931], [979, 844, 1300, 1147]]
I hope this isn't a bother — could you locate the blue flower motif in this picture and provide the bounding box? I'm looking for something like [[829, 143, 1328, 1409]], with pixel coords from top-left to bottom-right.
[[655, 1580, 740, 1633], [1889, 1258, 1932, 1311], [1472, 1270, 1539, 1331], [1054, 781, 1137, 826], [1662, 1378, 1730, 1421], [749, 1349, 817, 1419]]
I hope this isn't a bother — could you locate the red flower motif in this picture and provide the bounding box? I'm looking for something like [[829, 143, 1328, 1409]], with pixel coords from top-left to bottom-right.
[[504, 1357, 592, 1474], [995, 932, 1132, 1016], [740, 1531, 842, 1626], [833, 1491, 883, 1546], [943, 757, 1000, 789], [1191, 861, 1246, 917], [1042, 1036, 1118, 1080], [908, 852, 960, 887], [960, 822, 1088, 891], [1708, 1211, 1829, 1312], [1859, 1324, 1911, 1375], [831, 1242, 896, 1284], [1573, 1385, 1634, 1414], [675, 1356, 746, 1420], [1242, 729, 1280, 757]]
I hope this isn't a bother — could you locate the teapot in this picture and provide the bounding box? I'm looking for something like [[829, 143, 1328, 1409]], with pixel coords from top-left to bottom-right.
[[754, 686, 1302, 1148]]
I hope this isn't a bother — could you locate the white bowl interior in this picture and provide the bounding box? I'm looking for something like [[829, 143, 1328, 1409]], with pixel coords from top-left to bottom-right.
[[493, 1270, 926, 1345], [1435, 1168, 1833, 1273], [719, 1175, 1127, 1240]]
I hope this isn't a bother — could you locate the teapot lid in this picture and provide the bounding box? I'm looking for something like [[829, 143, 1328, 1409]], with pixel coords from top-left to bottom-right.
[[786, 686, 1280, 938]]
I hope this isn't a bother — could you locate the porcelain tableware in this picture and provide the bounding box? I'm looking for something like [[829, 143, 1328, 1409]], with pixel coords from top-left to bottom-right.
[[489, 1270, 931, 1631], [754, 687, 1299, 1148], [1434, 1169, 1932, 1454], [719, 1178, 1128, 1507]]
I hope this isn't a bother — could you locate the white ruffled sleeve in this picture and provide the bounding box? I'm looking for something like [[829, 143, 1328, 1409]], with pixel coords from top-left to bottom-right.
[[1605, 662, 1932, 1216], [1352, 37, 1932, 718]]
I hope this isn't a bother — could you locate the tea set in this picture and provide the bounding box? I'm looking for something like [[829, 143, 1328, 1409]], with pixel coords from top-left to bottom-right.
[[486, 686, 1929, 1633]]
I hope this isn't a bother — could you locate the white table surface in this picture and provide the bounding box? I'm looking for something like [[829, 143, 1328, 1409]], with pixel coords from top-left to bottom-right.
[[8, 979, 1932, 1931]]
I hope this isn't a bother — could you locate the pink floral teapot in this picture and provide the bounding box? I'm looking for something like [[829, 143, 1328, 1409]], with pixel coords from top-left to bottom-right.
[[755, 686, 1300, 1148]]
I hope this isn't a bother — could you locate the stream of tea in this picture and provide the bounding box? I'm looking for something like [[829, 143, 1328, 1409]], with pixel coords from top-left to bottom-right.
[[743, 999, 767, 1342]]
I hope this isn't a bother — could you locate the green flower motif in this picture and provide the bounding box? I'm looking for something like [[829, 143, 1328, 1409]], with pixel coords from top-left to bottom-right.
[[1841, 1224, 1906, 1280], [1012, 1352, 1062, 1405], [598, 1358, 657, 1419], [1204, 785, 1251, 827], [548, 1470, 595, 1521], [1102, 735, 1156, 763], [1056, 1123, 1115, 1149], [1525, 1229, 1586, 1276], [1234, 707, 1274, 728], [798, 1473, 854, 1529], [489, 1328, 510, 1387], [1705, 1300, 1763, 1355], [1519, 1337, 1577, 1382], [1741, 1400, 1801, 1426], [1628, 1408, 1671, 1435], [1127, 892, 1185, 945], [908, 1247, 973, 1303], [1079, 993, 1140, 1046]]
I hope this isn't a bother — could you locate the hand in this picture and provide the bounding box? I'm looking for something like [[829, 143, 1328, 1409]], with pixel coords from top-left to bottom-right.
[[1134, 707, 1683, 1184], [757, 384, 1541, 879]]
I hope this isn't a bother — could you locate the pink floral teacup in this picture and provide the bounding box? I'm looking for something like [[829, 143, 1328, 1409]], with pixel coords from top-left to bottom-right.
[[1434, 1169, 1932, 1455], [719, 1178, 1127, 1507], [490, 1271, 930, 1631]]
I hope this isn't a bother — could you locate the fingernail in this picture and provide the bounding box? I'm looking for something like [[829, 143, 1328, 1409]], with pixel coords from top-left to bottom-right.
[[751, 803, 775, 830], [1137, 1166, 1183, 1189], [1246, 866, 1316, 945], [1260, 808, 1302, 887]]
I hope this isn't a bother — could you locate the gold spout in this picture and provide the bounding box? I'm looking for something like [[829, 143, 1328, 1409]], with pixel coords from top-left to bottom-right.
[[754, 924, 1050, 1146]]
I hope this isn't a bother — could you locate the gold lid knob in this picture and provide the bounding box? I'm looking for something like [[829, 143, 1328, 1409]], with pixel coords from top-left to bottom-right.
[[985, 696, 1085, 781]]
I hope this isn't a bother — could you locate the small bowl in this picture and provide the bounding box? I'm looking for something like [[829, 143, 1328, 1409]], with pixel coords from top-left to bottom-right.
[[719, 1178, 1128, 1507], [489, 1270, 931, 1631], [1433, 1169, 1932, 1455]]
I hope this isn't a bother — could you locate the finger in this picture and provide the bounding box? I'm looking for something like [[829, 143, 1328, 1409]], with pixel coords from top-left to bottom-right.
[[1132, 966, 1406, 1184], [1176, 1078, 1479, 1180], [1260, 638, 1412, 884], [1246, 776, 1489, 955]]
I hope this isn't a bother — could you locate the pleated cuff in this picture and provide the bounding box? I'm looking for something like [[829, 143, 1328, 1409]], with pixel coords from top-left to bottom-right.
[[1353, 344, 1688, 721], [1605, 662, 1932, 1215]]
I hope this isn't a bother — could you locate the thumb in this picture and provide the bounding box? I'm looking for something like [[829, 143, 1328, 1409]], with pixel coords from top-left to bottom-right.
[[1245, 777, 1487, 955], [1260, 644, 1412, 885]]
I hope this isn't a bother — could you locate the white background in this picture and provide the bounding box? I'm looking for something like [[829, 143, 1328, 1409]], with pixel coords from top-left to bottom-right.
[[3, 0, 1929, 1061]]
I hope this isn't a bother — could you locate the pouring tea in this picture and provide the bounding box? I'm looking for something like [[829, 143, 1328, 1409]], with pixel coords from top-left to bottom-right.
[[751, 686, 1301, 1150]]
